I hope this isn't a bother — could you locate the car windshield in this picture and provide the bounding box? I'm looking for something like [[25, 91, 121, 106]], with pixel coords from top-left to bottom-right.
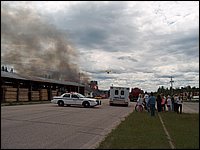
[[77, 93, 85, 98]]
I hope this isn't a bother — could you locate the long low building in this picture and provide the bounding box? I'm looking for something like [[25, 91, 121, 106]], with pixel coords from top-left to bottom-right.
[[1, 71, 85, 103]]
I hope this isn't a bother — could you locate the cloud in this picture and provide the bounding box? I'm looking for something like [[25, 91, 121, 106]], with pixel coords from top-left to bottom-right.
[[118, 55, 138, 62], [47, 1, 143, 52], [1, 1, 199, 91]]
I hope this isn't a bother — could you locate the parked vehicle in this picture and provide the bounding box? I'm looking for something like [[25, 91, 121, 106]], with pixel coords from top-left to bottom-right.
[[129, 87, 144, 101], [109, 86, 130, 107], [51, 92, 101, 108], [192, 95, 199, 101]]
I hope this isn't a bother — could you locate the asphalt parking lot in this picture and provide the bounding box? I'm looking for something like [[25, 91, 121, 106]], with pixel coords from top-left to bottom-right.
[[1, 99, 134, 149]]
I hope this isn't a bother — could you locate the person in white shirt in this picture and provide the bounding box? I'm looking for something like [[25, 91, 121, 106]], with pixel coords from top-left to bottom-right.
[[166, 95, 172, 111], [177, 95, 183, 114], [135, 94, 144, 112], [137, 94, 143, 106]]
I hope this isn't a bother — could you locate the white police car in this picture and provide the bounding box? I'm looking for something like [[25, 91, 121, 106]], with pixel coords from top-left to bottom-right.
[[51, 92, 101, 108]]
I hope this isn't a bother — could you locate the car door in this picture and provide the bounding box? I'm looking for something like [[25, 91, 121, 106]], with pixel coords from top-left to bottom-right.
[[114, 88, 125, 100], [71, 94, 80, 105], [63, 93, 73, 104], [120, 89, 125, 100], [113, 89, 120, 100]]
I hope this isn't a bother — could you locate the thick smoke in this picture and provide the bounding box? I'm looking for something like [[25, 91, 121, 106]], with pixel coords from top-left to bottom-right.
[[1, 3, 90, 83]]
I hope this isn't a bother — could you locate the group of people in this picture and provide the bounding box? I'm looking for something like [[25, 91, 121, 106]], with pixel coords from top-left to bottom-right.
[[136, 92, 183, 116], [156, 93, 183, 114]]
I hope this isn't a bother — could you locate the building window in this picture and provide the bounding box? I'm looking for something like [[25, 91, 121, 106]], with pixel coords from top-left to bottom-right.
[[115, 90, 119, 95], [121, 90, 124, 95]]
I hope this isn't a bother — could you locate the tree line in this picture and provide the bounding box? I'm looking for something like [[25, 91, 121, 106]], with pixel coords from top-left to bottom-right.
[[155, 85, 199, 97]]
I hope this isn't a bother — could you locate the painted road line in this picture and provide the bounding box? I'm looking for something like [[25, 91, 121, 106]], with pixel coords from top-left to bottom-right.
[[158, 113, 175, 149]]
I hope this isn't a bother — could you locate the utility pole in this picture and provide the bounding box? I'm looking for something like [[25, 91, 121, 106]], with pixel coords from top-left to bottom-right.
[[170, 76, 174, 96], [78, 72, 80, 93]]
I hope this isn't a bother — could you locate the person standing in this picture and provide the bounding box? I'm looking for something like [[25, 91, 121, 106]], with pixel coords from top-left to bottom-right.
[[137, 94, 143, 106], [177, 95, 183, 114], [136, 94, 144, 112], [144, 92, 149, 112], [161, 94, 166, 112], [148, 92, 156, 116], [156, 94, 162, 112], [166, 95, 172, 111], [174, 94, 178, 112], [171, 95, 175, 111]]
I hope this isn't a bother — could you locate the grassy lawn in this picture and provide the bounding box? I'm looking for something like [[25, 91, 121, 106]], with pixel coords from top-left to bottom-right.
[[160, 112, 199, 149], [97, 111, 199, 149]]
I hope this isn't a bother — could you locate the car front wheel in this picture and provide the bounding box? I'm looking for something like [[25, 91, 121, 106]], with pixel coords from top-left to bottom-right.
[[83, 101, 90, 108], [58, 100, 64, 107]]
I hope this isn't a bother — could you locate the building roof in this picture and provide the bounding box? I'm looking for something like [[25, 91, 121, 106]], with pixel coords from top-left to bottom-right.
[[1, 71, 84, 87], [1, 71, 28, 80]]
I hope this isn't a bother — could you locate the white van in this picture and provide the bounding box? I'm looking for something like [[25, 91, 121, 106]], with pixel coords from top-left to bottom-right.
[[109, 86, 130, 107]]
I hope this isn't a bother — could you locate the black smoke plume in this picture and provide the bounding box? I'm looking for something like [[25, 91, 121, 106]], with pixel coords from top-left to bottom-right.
[[1, 3, 90, 84]]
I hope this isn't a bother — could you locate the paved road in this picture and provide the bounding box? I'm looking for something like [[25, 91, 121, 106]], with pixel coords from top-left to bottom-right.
[[1, 99, 134, 149], [182, 101, 199, 113]]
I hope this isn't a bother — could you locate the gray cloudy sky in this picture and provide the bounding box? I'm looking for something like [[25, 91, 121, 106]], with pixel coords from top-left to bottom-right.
[[1, 1, 199, 92]]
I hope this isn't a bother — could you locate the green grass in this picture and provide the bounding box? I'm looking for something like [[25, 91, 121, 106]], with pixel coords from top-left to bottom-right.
[[160, 112, 199, 149], [97, 111, 199, 149]]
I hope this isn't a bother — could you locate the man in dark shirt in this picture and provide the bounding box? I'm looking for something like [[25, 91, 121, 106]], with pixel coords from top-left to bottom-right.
[[148, 92, 156, 116]]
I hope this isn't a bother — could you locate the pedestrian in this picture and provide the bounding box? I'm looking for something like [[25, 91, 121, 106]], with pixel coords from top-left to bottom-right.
[[137, 94, 143, 106], [177, 95, 183, 114], [164, 95, 167, 111], [174, 94, 178, 112], [144, 92, 149, 112], [161, 94, 166, 112], [156, 94, 162, 112], [188, 92, 192, 101], [166, 95, 172, 111], [171, 95, 174, 111], [148, 92, 156, 116]]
